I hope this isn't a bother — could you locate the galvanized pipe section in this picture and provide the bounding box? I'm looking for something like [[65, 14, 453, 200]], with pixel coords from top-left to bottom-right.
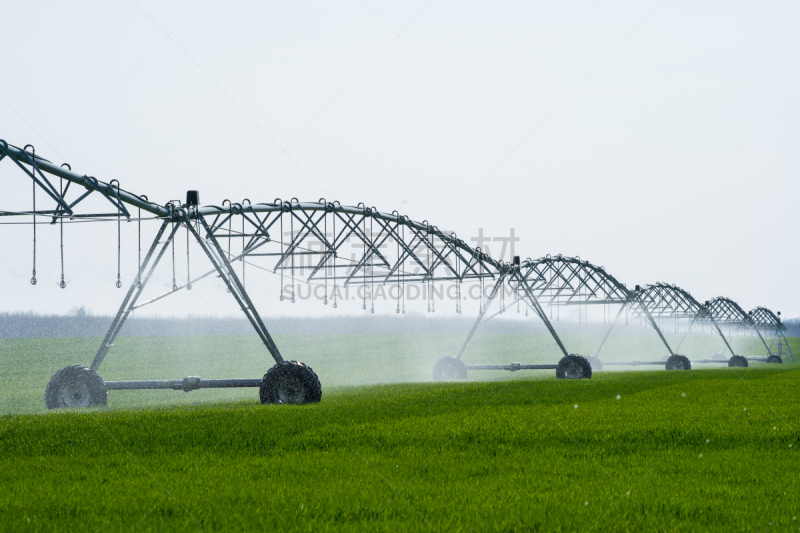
[[466, 364, 559, 371], [1, 142, 170, 218], [105, 378, 263, 391]]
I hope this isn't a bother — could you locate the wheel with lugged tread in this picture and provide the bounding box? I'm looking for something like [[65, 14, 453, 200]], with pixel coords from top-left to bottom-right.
[[556, 354, 592, 380], [432, 356, 468, 381], [260, 361, 322, 404], [766, 355, 783, 364], [728, 355, 748, 368], [45, 365, 107, 409], [665, 354, 691, 371]]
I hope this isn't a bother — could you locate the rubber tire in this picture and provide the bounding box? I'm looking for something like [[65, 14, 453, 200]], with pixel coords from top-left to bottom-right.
[[728, 355, 748, 368], [766, 355, 783, 364], [432, 356, 468, 381], [665, 354, 691, 371], [260, 361, 322, 404], [45, 365, 107, 409], [584, 356, 603, 372], [556, 355, 592, 380]]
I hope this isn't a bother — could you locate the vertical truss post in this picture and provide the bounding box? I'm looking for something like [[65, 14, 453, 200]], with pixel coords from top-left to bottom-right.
[[193, 213, 283, 364], [456, 272, 506, 359], [514, 273, 570, 358], [90, 220, 173, 371], [594, 303, 626, 357]]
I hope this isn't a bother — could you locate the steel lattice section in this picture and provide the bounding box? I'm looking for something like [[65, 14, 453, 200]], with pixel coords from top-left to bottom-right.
[[511, 255, 631, 306], [705, 297, 755, 326], [635, 283, 705, 318], [748, 307, 786, 331], [200, 201, 501, 285]]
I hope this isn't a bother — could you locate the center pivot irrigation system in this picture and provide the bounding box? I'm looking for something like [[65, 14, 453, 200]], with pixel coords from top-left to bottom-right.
[[0, 140, 792, 409]]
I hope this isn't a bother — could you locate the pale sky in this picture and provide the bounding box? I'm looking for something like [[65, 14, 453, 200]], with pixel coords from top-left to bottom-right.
[[1, 0, 798, 318]]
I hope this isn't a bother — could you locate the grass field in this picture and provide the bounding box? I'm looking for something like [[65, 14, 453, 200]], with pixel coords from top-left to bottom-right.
[[0, 334, 798, 531]]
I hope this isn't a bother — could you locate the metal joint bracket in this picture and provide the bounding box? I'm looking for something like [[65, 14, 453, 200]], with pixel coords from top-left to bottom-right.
[[183, 376, 201, 392]]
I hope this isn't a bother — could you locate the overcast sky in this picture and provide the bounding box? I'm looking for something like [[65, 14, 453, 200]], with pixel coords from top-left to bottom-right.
[[1, 0, 798, 319]]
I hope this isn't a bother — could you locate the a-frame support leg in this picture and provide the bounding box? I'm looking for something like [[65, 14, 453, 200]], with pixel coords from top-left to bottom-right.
[[91, 220, 175, 371], [191, 213, 283, 363], [708, 317, 737, 357], [779, 331, 795, 362], [674, 316, 697, 353], [514, 275, 570, 358], [632, 295, 674, 356], [456, 274, 506, 360], [594, 304, 627, 357]]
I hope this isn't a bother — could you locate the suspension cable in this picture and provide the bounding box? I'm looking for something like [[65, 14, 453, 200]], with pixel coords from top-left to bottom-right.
[[370, 213, 374, 314], [401, 221, 405, 314], [59, 174, 66, 289], [27, 145, 36, 285], [186, 222, 192, 290], [479, 250, 484, 314], [279, 203, 284, 301], [396, 221, 400, 314], [430, 230, 435, 313], [324, 205, 328, 305], [137, 195, 147, 289], [172, 221, 177, 291], [426, 225, 431, 313], [241, 202, 246, 288], [456, 240, 461, 314], [362, 209, 366, 310], [290, 205, 295, 303], [113, 181, 121, 289], [332, 206, 338, 308]]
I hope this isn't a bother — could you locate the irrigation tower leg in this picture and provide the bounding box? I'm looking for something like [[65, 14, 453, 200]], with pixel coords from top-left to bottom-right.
[[674, 317, 697, 353], [514, 275, 569, 357], [750, 325, 775, 356], [779, 331, 795, 361], [708, 317, 737, 357], [192, 214, 283, 363], [90, 220, 175, 371], [456, 274, 506, 359], [594, 304, 627, 357], [633, 296, 674, 356]]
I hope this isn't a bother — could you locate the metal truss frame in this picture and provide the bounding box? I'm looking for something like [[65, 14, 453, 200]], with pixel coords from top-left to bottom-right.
[[704, 297, 776, 359], [451, 255, 680, 371], [0, 140, 513, 392], [635, 283, 737, 361], [2, 138, 791, 392], [749, 307, 794, 362]]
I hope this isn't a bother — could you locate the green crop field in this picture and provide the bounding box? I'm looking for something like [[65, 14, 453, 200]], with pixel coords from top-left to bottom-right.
[[1, 334, 798, 532]]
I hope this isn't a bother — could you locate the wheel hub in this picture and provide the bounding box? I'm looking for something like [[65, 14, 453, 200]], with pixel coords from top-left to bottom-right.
[[58, 381, 91, 408], [276, 376, 305, 404], [564, 363, 583, 379]]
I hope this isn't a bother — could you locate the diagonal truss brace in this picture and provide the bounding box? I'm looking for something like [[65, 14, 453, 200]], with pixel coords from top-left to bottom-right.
[[457, 272, 508, 359]]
